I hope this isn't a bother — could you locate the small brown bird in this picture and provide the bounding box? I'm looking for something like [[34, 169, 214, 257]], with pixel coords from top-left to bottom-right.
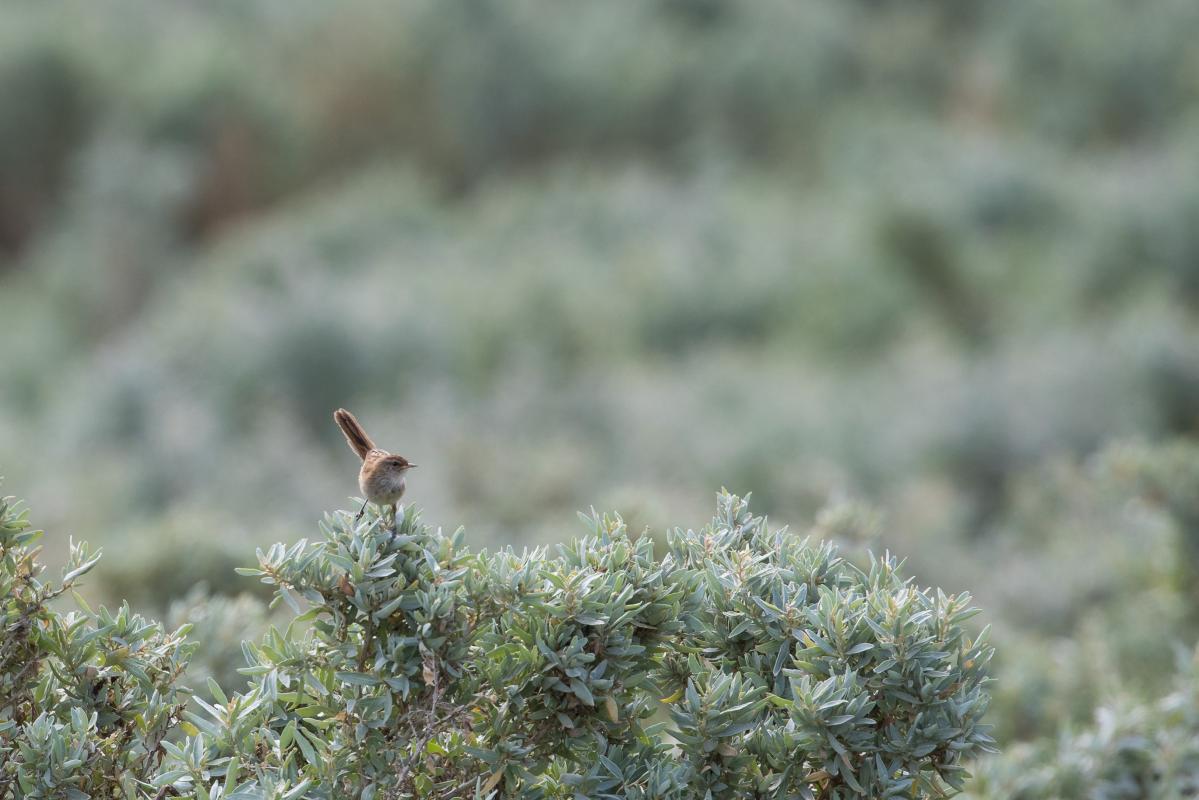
[[333, 408, 416, 527]]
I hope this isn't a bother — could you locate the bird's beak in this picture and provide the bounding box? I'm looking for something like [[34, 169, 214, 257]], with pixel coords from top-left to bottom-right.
[[407, 463, 418, 469]]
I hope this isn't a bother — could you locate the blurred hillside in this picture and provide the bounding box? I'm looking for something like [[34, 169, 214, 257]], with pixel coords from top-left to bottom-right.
[[3, 0, 1199, 787]]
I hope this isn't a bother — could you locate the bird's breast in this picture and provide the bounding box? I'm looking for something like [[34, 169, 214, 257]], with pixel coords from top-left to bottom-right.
[[361, 468, 406, 504]]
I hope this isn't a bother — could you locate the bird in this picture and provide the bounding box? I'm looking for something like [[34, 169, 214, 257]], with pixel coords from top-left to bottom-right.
[[333, 408, 416, 529]]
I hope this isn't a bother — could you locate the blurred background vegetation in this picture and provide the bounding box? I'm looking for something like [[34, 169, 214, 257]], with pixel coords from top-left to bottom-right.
[[3, 0, 1199, 792]]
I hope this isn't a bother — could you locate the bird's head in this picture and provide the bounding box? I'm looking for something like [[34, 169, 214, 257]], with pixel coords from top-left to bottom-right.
[[382, 455, 416, 474]]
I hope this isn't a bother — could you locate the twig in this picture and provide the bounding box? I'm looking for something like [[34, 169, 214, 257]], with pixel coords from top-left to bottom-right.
[[395, 670, 443, 790], [357, 616, 375, 672]]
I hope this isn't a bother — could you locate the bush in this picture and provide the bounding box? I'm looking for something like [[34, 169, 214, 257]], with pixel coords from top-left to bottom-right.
[[165, 586, 271, 695], [964, 646, 1199, 800], [1102, 440, 1199, 617], [1, 488, 994, 799], [0, 491, 195, 798], [0, 38, 94, 257]]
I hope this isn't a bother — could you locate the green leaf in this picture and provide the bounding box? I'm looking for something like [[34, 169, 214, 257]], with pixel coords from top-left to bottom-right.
[[208, 677, 229, 706], [336, 671, 381, 687], [291, 724, 319, 766], [569, 678, 595, 706], [278, 585, 302, 614]]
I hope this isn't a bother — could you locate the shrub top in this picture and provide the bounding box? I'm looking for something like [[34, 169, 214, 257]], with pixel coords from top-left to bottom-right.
[[1, 490, 994, 799]]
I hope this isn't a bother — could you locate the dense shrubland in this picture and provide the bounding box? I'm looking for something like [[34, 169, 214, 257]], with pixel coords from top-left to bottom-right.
[[1, 489, 994, 798], [4, 0, 1199, 557], [4, 1, 1199, 797], [964, 647, 1199, 800], [8, 443, 1199, 797]]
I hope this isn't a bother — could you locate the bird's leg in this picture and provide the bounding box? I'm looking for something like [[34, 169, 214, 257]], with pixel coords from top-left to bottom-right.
[[354, 498, 368, 523]]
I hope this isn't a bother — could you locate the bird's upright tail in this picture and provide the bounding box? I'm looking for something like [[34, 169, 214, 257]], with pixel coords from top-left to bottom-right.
[[334, 408, 375, 460]]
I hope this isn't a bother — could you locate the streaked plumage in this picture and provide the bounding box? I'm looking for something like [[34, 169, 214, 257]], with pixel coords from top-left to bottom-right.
[[333, 408, 416, 525]]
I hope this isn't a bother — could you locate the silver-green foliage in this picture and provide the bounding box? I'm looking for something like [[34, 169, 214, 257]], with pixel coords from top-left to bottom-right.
[[170, 492, 993, 799], [1, 491, 994, 799], [965, 647, 1199, 800], [0, 493, 195, 799]]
